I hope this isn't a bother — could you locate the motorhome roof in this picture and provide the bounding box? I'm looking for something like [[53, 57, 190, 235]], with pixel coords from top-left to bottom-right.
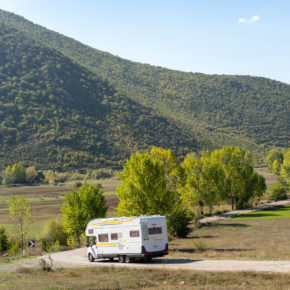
[[88, 215, 164, 225]]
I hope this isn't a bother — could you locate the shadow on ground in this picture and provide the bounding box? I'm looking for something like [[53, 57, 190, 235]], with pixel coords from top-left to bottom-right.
[[96, 258, 199, 265], [205, 223, 250, 228]]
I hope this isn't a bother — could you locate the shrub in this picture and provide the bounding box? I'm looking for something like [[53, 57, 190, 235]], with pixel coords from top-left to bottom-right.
[[74, 181, 82, 188], [6, 162, 26, 183], [269, 182, 288, 201], [2, 172, 16, 185], [167, 203, 193, 238], [193, 239, 206, 252], [91, 168, 114, 179], [25, 166, 37, 183], [0, 227, 8, 252], [35, 171, 45, 183], [9, 242, 21, 255], [42, 219, 68, 246], [44, 171, 68, 185]]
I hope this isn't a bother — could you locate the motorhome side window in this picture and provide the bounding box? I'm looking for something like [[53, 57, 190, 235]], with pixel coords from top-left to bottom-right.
[[111, 233, 118, 240], [130, 230, 140, 237], [148, 227, 162, 235], [98, 234, 109, 242]]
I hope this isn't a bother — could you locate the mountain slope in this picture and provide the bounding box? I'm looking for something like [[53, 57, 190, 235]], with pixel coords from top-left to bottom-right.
[[0, 24, 199, 170], [0, 9, 288, 160]]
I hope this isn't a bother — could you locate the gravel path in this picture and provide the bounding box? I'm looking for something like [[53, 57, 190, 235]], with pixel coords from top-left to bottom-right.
[[15, 248, 290, 274], [199, 199, 290, 224]]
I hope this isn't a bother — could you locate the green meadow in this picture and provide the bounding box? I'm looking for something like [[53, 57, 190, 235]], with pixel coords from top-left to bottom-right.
[[234, 206, 290, 220]]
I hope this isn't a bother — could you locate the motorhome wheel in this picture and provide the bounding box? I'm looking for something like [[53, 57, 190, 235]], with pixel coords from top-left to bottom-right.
[[125, 256, 133, 263], [88, 253, 94, 262]]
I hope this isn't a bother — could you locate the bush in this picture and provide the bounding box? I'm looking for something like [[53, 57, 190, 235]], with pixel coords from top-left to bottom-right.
[[42, 219, 68, 246], [5, 162, 26, 183], [44, 171, 68, 185], [9, 242, 21, 255], [1, 172, 16, 185], [35, 171, 45, 183], [25, 166, 37, 183], [74, 181, 82, 188], [193, 239, 206, 252], [167, 204, 193, 238], [0, 227, 8, 252], [91, 168, 114, 179], [269, 182, 288, 201]]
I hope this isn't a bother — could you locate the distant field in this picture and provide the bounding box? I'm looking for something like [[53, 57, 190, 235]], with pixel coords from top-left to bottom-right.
[[0, 177, 120, 238]]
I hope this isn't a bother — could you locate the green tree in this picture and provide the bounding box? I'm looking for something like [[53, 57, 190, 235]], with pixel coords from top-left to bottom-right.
[[268, 178, 288, 201], [181, 151, 226, 216], [5, 162, 26, 183], [266, 149, 284, 173], [211, 146, 266, 210], [61, 185, 107, 245], [281, 150, 290, 180], [25, 166, 37, 183], [115, 148, 192, 237], [272, 160, 281, 175], [9, 196, 32, 256]]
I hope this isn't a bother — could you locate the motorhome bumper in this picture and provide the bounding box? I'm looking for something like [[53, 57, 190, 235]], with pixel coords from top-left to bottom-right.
[[141, 244, 168, 257]]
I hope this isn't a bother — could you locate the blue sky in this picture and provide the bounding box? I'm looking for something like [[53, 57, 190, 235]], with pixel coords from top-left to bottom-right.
[[1, 0, 289, 84]]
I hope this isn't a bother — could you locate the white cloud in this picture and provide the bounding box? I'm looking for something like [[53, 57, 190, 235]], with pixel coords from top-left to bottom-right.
[[238, 15, 260, 24]]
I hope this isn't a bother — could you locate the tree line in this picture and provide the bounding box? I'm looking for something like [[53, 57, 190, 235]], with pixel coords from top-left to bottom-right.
[[3, 146, 289, 257]]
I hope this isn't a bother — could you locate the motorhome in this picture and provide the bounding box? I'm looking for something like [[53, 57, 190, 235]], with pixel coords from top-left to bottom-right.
[[85, 215, 168, 263]]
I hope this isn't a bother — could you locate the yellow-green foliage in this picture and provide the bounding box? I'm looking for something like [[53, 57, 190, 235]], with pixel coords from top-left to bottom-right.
[[5, 162, 26, 183], [116, 147, 192, 237], [9, 195, 32, 255], [62, 185, 107, 244], [25, 166, 37, 183], [42, 219, 68, 246]]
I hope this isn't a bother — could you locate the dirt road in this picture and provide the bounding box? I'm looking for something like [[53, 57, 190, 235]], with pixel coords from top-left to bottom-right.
[[20, 248, 290, 274]]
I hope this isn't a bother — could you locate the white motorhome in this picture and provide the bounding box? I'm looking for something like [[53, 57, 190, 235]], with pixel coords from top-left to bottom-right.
[[85, 215, 168, 263]]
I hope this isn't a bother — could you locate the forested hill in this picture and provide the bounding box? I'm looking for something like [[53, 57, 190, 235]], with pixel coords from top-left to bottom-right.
[[0, 24, 199, 170], [0, 8, 289, 160]]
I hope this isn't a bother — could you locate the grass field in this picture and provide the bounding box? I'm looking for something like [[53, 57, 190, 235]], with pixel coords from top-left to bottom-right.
[[0, 177, 120, 239], [168, 212, 290, 261], [234, 206, 290, 220], [0, 266, 289, 289]]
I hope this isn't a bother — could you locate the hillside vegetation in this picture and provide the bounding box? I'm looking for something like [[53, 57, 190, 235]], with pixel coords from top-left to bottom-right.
[[0, 24, 198, 170], [0, 9, 289, 161]]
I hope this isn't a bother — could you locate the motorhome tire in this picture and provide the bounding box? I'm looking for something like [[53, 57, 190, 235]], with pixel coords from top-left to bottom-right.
[[125, 256, 133, 263], [144, 257, 152, 262], [119, 255, 125, 263], [88, 253, 94, 262]]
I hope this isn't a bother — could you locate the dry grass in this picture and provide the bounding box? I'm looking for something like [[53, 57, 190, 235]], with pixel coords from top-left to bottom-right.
[[0, 266, 289, 289], [168, 215, 290, 261]]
